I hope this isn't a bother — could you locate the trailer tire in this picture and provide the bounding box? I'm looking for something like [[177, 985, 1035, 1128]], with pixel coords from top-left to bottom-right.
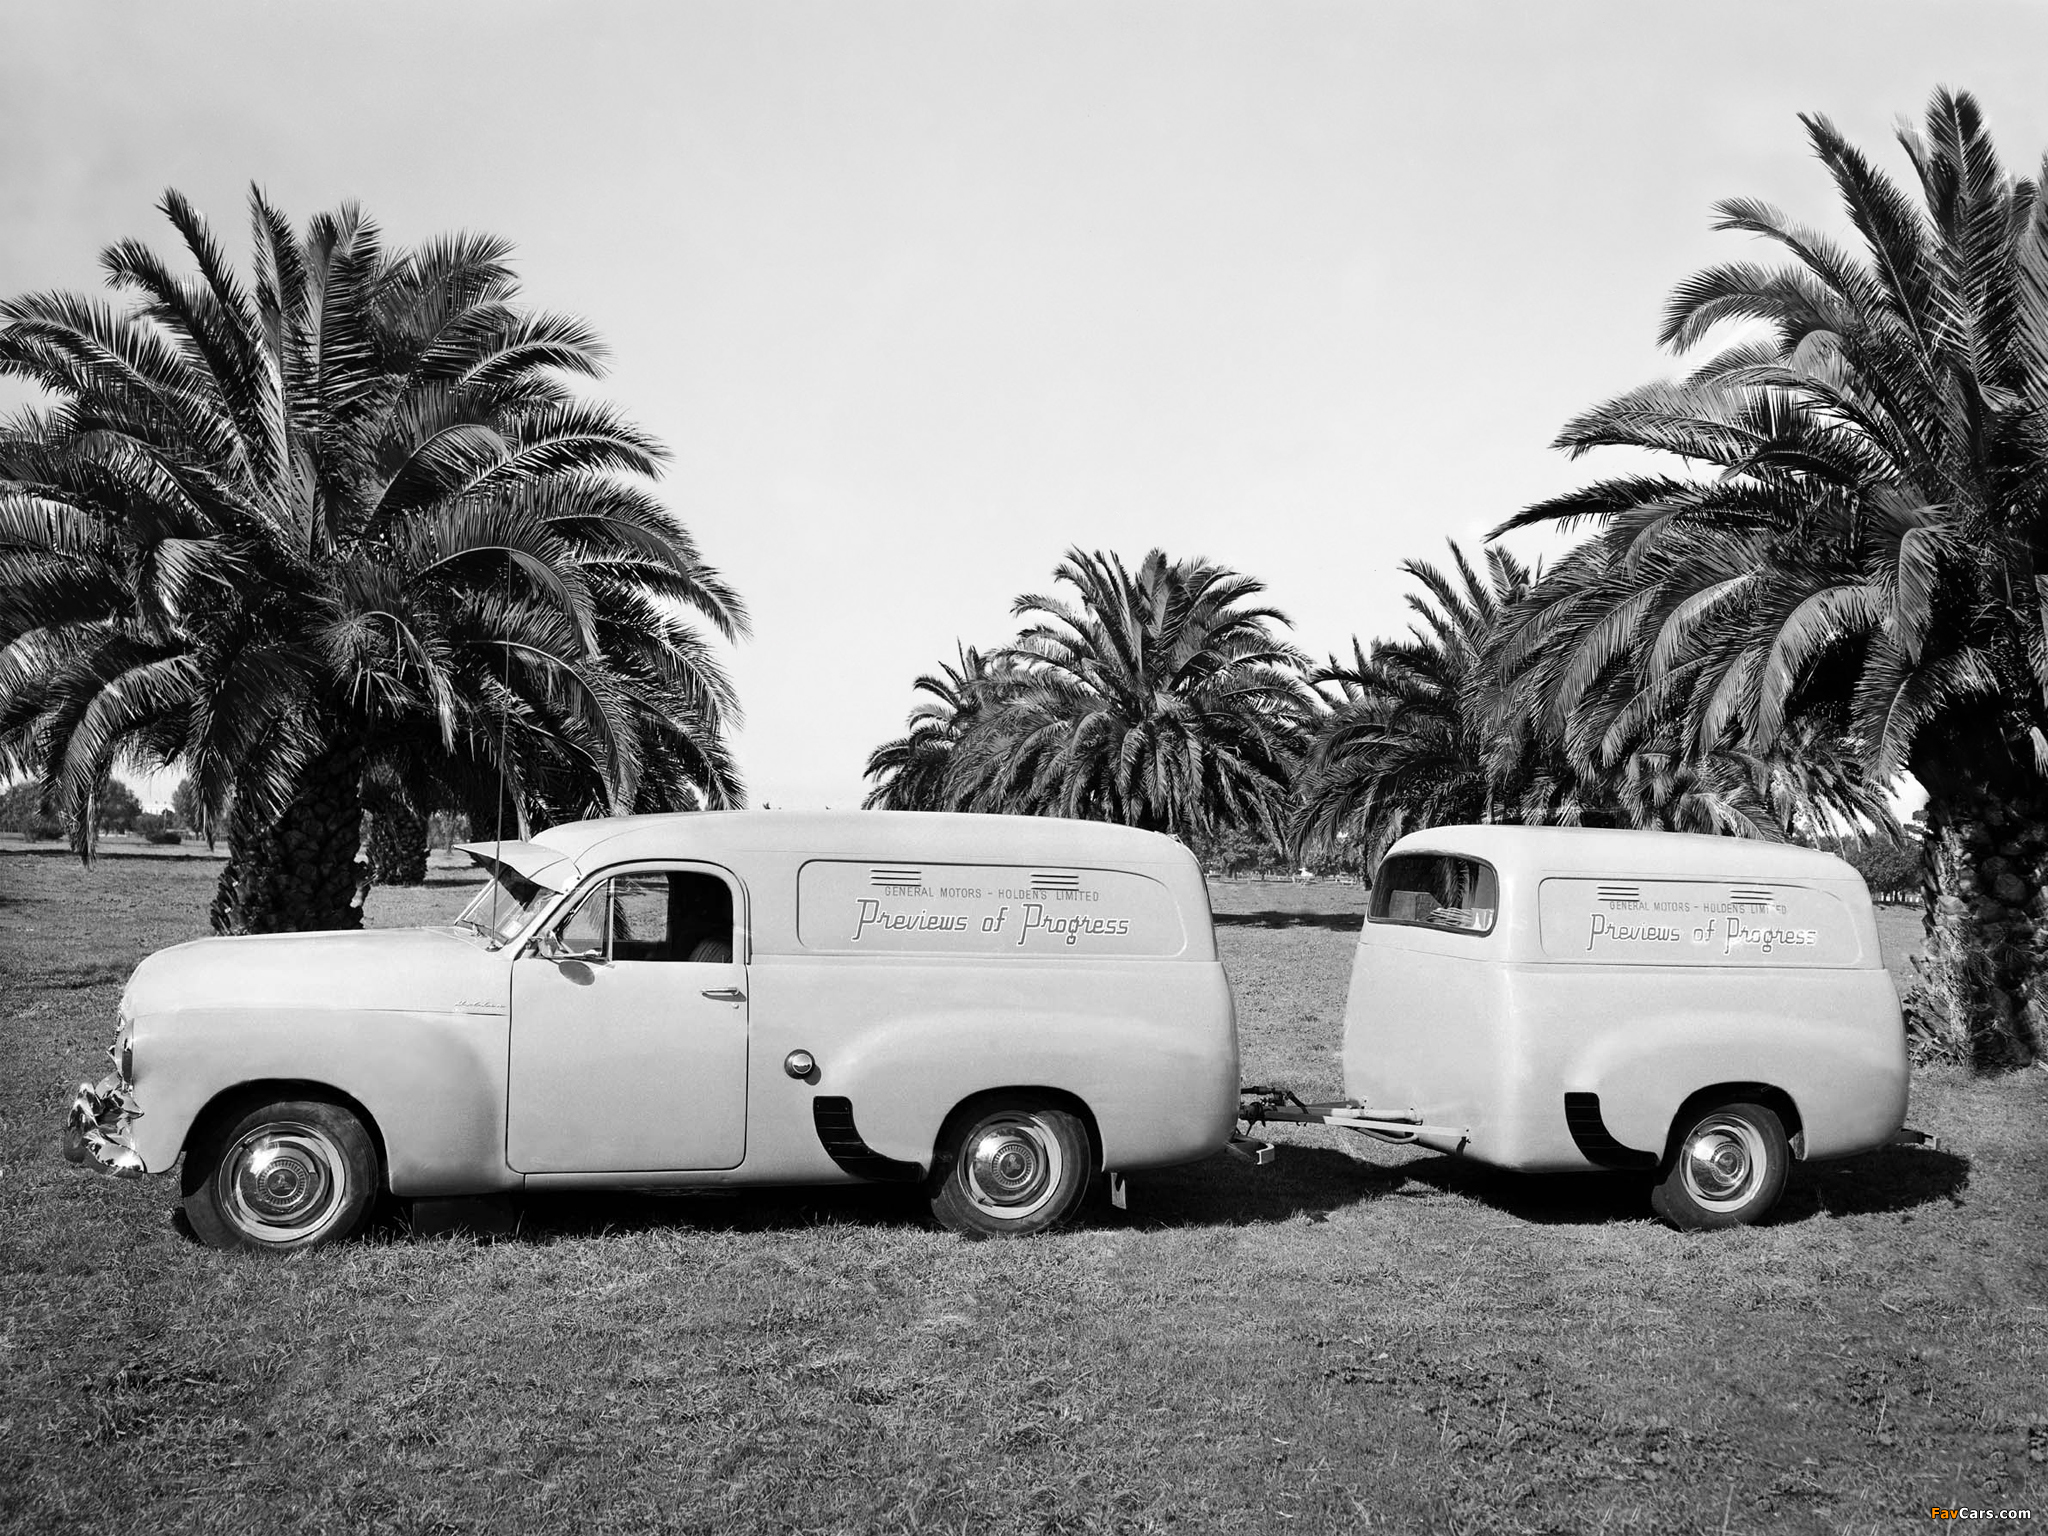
[[1650, 1101, 1788, 1231], [928, 1096, 1090, 1238]]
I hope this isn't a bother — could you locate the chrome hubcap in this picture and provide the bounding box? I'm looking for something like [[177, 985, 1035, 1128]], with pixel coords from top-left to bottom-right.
[[220, 1123, 348, 1242], [1679, 1115, 1766, 1210], [963, 1115, 1062, 1220]]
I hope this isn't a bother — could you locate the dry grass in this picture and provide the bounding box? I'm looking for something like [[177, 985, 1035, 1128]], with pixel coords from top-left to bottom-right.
[[1, 856, 2042, 1534]]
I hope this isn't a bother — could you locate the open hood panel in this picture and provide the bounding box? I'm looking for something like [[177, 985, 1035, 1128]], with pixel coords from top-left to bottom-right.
[[454, 840, 578, 893]]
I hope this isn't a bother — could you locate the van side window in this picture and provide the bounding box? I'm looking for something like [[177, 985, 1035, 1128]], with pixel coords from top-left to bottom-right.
[[1370, 854, 1498, 936], [666, 873, 734, 963], [553, 872, 736, 962]]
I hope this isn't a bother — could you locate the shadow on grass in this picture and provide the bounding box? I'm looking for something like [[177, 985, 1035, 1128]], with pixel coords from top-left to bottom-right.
[[1124, 1143, 1407, 1226], [495, 1182, 931, 1242], [351, 1142, 1974, 1247], [1, 844, 220, 861], [368, 1143, 1404, 1245], [1394, 1157, 1661, 1224], [1, 958, 132, 990], [1212, 911, 1363, 932], [1778, 1143, 1971, 1219], [1389, 1142, 1972, 1226]]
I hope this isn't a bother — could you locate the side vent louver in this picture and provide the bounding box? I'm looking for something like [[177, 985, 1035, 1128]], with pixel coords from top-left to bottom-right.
[[812, 1097, 923, 1182], [1563, 1093, 1659, 1170], [1031, 870, 1082, 891], [869, 867, 924, 888]]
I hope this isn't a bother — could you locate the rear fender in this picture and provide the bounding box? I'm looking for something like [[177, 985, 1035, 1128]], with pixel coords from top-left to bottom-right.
[[828, 1011, 1234, 1172], [930, 1086, 1103, 1173], [1658, 1082, 1806, 1166], [1578, 1024, 1899, 1162]]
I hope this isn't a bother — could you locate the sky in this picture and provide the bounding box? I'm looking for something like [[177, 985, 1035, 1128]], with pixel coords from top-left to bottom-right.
[[7, 1, 2048, 809]]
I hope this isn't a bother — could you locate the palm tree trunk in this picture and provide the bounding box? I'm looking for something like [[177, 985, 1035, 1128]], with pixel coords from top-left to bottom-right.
[[364, 801, 428, 886], [465, 781, 524, 849], [1912, 737, 2048, 1071], [209, 745, 367, 935]]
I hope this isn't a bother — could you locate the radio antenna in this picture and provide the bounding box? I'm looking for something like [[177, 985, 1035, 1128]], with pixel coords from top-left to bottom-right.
[[491, 566, 513, 912]]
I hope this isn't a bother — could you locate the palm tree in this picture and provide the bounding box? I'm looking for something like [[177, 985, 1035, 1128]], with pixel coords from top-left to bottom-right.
[[952, 548, 1312, 839], [1490, 535, 1896, 841], [0, 188, 745, 933], [1495, 89, 2048, 1066], [862, 644, 1012, 811], [1297, 542, 1894, 863], [361, 790, 429, 886], [1295, 544, 1527, 861]]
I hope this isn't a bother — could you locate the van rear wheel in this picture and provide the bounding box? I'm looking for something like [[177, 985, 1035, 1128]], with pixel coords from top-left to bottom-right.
[[1651, 1102, 1788, 1230], [929, 1096, 1090, 1237]]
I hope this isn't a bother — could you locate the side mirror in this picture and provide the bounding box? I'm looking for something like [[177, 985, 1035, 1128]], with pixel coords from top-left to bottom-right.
[[539, 930, 605, 966]]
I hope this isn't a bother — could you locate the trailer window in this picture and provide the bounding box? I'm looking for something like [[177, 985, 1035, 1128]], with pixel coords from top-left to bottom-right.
[[1370, 854, 1498, 936]]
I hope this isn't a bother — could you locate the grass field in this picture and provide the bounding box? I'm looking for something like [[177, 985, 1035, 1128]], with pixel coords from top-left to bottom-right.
[[1, 855, 2043, 1534]]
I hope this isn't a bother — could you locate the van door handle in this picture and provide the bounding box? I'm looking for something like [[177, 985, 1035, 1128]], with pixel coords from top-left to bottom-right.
[[700, 987, 747, 1003]]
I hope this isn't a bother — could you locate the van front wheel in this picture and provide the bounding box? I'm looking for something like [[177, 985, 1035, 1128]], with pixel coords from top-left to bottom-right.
[[182, 1098, 379, 1252], [929, 1097, 1090, 1237], [1651, 1102, 1788, 1230]]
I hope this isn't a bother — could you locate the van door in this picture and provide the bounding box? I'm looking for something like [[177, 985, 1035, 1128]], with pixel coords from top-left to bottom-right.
[[507, 863, 749, 1172]]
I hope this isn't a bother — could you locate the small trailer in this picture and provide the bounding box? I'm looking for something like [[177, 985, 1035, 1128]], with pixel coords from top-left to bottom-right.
[[1236, 825, 1919, 1228]]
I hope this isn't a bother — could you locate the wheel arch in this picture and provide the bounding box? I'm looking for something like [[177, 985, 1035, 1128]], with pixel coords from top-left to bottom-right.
[[932, 1085, 1103, 1174], [1662, 1081, 1804, 1170], [180, 1079, 389, 1192]]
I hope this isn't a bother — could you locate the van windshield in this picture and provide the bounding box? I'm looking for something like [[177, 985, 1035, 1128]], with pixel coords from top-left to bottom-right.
[[455, 872, 554, 948], [1370, 854, 1498, 936]]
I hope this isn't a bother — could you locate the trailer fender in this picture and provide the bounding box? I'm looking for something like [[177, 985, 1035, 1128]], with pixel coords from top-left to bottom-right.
[[1573, 1032, 1813, 1164]]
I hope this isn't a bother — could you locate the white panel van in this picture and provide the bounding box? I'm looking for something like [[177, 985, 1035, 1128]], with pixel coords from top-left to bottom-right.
[[67, 811, 1242, 1249]]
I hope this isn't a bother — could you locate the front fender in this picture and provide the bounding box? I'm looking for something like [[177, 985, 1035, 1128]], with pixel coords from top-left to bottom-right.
[[129, 1007, 516, 1196]]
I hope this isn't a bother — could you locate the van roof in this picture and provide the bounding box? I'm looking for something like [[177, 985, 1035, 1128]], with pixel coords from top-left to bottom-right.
[[528, 809, 1190, 873], [1384, 824, 1861, 882]]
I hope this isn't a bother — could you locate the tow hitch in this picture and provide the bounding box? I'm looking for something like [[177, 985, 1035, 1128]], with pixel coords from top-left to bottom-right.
[[1240, 1085, 1471, 1157]]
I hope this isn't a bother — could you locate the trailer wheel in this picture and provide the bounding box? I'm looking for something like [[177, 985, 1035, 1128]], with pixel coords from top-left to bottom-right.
[[928, 1096, 1090, 1237], [182, 1098, 379, 1252], [1650, 1102, 1788, 1230]]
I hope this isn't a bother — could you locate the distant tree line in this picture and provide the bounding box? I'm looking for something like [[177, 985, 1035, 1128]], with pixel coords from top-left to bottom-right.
[[1, 774, 212, 847], [1826, 831, 1921, 905], [865, 541, 1893, 860]]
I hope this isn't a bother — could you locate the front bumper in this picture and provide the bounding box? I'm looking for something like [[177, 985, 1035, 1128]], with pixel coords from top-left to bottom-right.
[[62, 1073, 147, 1178]]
